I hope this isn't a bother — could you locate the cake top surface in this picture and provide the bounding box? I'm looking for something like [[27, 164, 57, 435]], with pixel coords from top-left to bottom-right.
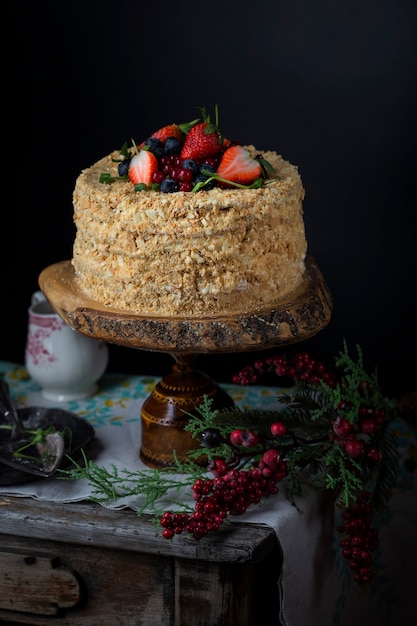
[[80, 106, 304, 210]]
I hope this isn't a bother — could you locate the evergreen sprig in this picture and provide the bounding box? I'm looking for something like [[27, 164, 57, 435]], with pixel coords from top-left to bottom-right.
[[63, 450, 203, 515]]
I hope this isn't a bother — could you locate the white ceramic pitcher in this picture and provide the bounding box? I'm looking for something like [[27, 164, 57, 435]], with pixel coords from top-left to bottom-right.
[[25, 291, 109, 401]]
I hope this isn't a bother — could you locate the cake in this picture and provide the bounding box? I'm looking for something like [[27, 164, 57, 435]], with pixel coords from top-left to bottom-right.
[[71, 109, 307, 317]]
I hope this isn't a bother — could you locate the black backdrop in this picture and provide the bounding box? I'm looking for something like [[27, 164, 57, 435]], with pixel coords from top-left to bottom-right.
[[5, 0, 417, 396]]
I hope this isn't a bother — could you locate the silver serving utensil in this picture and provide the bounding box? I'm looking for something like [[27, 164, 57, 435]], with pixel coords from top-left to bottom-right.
[[0, 379, 65, 477]]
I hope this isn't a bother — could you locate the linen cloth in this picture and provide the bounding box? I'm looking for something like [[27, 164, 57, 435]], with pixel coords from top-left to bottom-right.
[[0, 361, 415, 626]]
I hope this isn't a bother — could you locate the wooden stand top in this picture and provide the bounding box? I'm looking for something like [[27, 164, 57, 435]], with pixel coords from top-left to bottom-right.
[[39, 255, 332, 354]]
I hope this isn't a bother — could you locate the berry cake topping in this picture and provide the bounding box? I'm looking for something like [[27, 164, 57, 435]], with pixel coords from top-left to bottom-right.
[[99, 106, 275, 193]]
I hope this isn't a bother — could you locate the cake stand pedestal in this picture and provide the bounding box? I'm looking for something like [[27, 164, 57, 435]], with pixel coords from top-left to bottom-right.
[[39, 255, 332, 468]]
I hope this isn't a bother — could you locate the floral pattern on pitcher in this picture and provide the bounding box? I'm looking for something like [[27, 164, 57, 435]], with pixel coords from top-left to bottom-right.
[[26, 315, 66, 367]]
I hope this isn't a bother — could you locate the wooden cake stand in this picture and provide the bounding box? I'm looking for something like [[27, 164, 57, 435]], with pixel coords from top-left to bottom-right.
[[39, 255, 332, 468]]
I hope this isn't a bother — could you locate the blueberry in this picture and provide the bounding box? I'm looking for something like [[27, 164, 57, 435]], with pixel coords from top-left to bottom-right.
[[181, 159, 199, 176], [194, 173, 216, 190], [143, 138, 164, 158], [201, 427, 222, 449], [145, 137, 162, 150], [118, 159, 130, 177], [160, 177, 179, 193], [164, 137, 181, 156], [200, 163, 216, 175]]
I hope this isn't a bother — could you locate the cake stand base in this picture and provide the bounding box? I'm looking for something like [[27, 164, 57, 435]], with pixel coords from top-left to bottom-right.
[[140, 353, 234, 468], [39, 255, 332, 468]]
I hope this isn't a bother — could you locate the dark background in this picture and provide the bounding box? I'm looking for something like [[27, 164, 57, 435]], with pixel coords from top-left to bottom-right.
[[5, 0, 417, 397]]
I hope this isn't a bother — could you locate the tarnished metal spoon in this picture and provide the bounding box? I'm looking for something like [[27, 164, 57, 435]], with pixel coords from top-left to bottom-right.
[[0, 378, 65, 477]]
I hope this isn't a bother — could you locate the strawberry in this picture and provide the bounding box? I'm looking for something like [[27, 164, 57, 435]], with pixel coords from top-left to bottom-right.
[[128, 150, 159, 188], [180, 121, 223, 161], [216, 145, 262, 186], [138, 119, 199, 149], [137, 124, 181, 149], [222, 137, 233, 150], [149, 123, 183, 144]]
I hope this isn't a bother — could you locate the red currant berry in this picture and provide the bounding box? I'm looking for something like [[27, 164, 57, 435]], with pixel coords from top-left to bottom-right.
[[271, 421, 287, 437], [209, 458, 228, 477], [374, 409, 387, 423], [160, 513, 173, 528], [240, 430, 259, 447], [152, 170, 165, 184], [162, 529, 174, 539], [333, 417, 352, 436], [177, 168, 193, 182], [345, 438, 365, 458], [360, 417, 378, 434], [262, 448, 280, 468], [179, 181, 193, 192], [230, 429, 244, 446], [366, 448, 382, 463]]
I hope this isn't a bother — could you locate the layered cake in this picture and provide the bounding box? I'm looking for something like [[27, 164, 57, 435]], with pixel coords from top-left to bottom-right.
[[71, 109, 307, 317]]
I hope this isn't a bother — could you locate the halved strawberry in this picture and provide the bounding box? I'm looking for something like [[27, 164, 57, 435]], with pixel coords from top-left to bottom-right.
[[128, 150, 159, 188], [180, 121, 223, 161], [216, 145, 262, 186]]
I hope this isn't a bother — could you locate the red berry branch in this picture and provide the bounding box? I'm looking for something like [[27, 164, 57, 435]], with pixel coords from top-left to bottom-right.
[[167, 342, 399, 586], [63, 342, 400, 588], [337, 490, 378, 585]]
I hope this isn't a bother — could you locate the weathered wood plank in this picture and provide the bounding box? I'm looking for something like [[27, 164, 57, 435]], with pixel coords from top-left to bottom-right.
[[175, 558, 255, 626], [0, 497, 276, 563], [0, 497, 282, 625], [0, 533, 174, 625], [0, 550, 80, 614]]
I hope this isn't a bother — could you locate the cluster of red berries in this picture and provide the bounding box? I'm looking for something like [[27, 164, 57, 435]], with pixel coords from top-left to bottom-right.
[[337, 490, 379, 585], [151, 153, 219, 192], [160, 458, 288, 540], [160, 420, 289, 540], [232, 351, 337, 387], [332, 408, 386, 461]]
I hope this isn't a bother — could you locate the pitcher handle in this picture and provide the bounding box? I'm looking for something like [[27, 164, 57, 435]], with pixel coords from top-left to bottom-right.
[[31, 291, 46, 306]]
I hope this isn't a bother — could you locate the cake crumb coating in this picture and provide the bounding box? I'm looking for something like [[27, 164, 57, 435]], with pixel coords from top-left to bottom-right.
[[72, 147, 307, 316]]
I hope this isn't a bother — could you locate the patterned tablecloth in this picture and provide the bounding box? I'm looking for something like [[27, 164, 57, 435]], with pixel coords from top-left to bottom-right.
[[0, 360, 415, 626]]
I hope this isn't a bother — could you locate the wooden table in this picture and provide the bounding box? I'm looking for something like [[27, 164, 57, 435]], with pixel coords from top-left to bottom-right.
[[0, 496, 282, 625]]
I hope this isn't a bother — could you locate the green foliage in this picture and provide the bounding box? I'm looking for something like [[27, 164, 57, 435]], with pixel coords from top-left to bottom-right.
[[310, 341, 393, 424], [60, 342, 400, 529], [62, 450, 202, 516]]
